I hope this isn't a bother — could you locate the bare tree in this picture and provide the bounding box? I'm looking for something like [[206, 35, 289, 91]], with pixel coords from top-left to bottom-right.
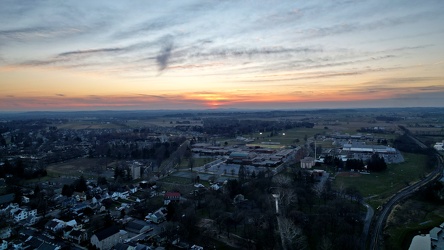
[[318, 236, 333, 250], [279, 217, 308, 250], [272, 175, 292, 187]]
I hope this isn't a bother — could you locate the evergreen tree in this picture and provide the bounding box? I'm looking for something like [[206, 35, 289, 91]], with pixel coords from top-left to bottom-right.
[[104, 211, 114, 228], [238, 164, 247, 183], [367, 153, 387, 172], [74, 175, 88, 192], [61, 184, 74, 197]]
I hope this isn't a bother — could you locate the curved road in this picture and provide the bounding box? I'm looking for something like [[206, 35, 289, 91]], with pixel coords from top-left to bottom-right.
[[368, 152, 443, 250], [361, 202, 374, 250]]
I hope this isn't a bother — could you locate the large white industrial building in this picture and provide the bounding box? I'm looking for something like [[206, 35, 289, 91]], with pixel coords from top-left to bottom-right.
[[341, 144, 397, 154]]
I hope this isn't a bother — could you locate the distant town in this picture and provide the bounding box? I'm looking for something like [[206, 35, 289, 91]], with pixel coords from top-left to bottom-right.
[[0, 108, 443, 250]]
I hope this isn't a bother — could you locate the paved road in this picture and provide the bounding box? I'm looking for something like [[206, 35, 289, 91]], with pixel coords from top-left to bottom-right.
[[361, 202, 374, 250]]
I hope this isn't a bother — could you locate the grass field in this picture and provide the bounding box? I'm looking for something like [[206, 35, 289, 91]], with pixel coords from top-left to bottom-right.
[[247, 127, 328, 146], [176, 157, 215, 169], [333, 152, 430, 208], [46, 158, 115, 179]]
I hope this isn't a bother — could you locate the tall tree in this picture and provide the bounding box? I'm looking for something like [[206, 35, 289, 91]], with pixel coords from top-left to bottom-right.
[[74, 175, 88, 192], [367, 153, 387, 172], [62, 184, 74, 197]]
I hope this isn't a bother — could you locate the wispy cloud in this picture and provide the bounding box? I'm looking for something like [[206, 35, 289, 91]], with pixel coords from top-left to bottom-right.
[[0, 26, 84, 42], [1, 0, 443, 110], [298, 11, 439, 39]]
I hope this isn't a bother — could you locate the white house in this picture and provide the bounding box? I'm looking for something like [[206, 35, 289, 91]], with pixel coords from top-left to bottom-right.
[[9, 207, 37, 222], [45, 219, 66, 233], [24, 215, 40, 226], [21, 196, 30, 203], [1, 240, 8, 250], [28, 209, 37, 217], [66, 219, 78, 229], [112, 191, 129, 200], [128, 185, 138, 194], [90, 226, 127, 250], [300, 157, 315, 169]]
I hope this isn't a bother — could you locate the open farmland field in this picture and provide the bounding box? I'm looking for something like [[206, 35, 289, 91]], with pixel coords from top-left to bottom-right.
[[126, 118, 203, 128], [56, 120, 126, 130]]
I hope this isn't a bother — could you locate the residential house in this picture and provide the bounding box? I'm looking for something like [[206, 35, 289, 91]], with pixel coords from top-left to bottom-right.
[[128, 184, 138, 194], [28, 208, 37, 217], [114, 243, 133, 250], [90, 226, 127, 250], [24, 236, 60, 250], [21, 196, 30, 203], [66, 219, 78, 229], [0, 227, 11, 240], [147, 211, 165, 224], [164, 192, 181, 205], [67, 229, 88, 244], [63, 226, 74, 239], [24, 215, 40, 226], [11, 208, 37, 222], [0, 193, 14, 207], [112, 191, 129, 201], [210, 183, 221, 191], [45, 219, 65, 233], [61, 197, 76, 208], [91, 195, 100, 205], [0, 240, 7, 250], [1, 203, 18, 215], [125, 220, 152, 234], [71, 203, 89, 214], [73, 192, 86, 202]]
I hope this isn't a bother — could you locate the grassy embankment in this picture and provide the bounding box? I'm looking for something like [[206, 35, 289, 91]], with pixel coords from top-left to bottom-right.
[[385, 197, 444, 249]]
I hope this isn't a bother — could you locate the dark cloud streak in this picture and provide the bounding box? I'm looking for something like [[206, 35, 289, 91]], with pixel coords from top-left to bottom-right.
[[156, 36, 174, 72], [58, 48, 123, 57]]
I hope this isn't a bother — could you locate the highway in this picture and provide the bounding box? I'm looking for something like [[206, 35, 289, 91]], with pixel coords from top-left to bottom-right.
[[368, 150, 443, 250]]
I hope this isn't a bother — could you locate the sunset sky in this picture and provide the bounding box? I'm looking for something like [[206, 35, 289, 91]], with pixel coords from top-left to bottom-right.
[[1, 0, 443, 111]]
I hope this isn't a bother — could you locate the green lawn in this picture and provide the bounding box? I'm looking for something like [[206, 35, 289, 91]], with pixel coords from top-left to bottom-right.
[[333, 153, 430, 208], [160, 175, 193, 185], [176, 157, 215, 169]]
